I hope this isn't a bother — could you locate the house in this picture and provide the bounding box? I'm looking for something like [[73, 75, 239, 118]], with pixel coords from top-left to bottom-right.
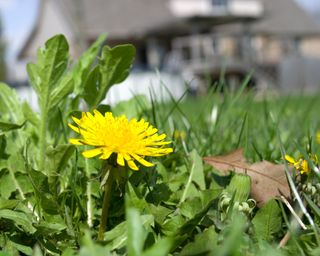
[[19, 0, 263, 67], [167, 0, 320, 90], [17, 0, 320, 94]]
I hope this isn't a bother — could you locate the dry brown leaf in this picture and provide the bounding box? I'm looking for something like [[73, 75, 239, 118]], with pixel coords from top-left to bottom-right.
[[203, 149, 291, 206]]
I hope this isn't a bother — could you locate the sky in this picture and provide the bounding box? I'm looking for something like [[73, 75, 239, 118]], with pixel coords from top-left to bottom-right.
[[0, 0, 320, 60], [295, 0, 320, 11], [0, 0, 39, 59]]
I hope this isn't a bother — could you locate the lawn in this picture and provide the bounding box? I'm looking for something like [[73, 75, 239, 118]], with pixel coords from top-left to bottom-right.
[[0, 34, 320, 255]]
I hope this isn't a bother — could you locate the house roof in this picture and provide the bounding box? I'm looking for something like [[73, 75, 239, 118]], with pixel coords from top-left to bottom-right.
[[19, 0, 319, 60], [56, 0, 177, 40], [214, 0, 320, 37], [253, 0, 320, 36], [57, 0, 258, 40]]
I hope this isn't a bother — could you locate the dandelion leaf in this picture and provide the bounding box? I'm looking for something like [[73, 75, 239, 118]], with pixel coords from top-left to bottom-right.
[[0, 209, 36, 234], [83, 44, 135, 107], [73, 33, 107, 95], [26, 34, 70, 111], [252, 199, 282, 241], [0, 83, 24, 123]]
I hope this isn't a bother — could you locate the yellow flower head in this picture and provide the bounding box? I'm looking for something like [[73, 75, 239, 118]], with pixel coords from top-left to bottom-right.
[[69, 110, 173, 170], [285, 154, 318, 175]]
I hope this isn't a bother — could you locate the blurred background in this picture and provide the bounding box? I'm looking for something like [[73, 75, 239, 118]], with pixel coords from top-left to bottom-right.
[[1, 0, 320, 106]]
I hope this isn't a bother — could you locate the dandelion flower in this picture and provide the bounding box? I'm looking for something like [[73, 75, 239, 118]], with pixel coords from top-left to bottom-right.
[[69, 110, 173, 170], [285, 154, 318, 174]]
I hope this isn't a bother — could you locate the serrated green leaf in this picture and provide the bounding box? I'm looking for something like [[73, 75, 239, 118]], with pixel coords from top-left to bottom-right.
[[84, 44, 135, 107], [252, 199, 282, 241], [0, 83, 24, 123], [178, 193, 218, 235], [149, 204, 173, 224], [73, 33, 107, 95], [27, 34, 69, 109], [104, 215, 154, 250], [46, 144, 76, 173], [100, 44, 135, 86], [0, 135, 9, 159], [0, 121, 25, 132], [82, 66, 101, 106], [8, 153, 26, 174], [180, 227, 218, 256], [27, 168, 50, 194], [0, 209, 36, 233], [0, 198, 20, 209], [35, 221, 67, 234], [16, 174, 33, 194], [48, 74, 74, 110], [4, 240, 33, 256], [180, 197, 203, 219], [126, 182, 150, 212], [145, 183, 171, 205], [22, 102, 39, 126], [162, 215, 186, 236], [0, 171, 15, 199], [39, 193, 60, 215], [26, 63, 41, 95]]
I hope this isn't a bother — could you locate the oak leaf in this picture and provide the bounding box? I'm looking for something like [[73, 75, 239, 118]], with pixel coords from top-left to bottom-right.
[[203, 149, 291, 206]]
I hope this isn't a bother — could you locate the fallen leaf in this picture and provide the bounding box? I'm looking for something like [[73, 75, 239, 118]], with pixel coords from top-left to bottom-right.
[[203, 149, 291, 206]]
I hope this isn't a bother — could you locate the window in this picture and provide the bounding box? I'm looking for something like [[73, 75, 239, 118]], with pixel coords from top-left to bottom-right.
[[211, 0, 228, 6]]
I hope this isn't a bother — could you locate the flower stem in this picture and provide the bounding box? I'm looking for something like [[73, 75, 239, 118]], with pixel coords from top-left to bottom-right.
[[85, 155, 93, 227], [98, 167, 114, 241]]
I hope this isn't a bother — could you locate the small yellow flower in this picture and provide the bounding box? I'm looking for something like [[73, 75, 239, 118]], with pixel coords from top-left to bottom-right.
[[69, 110, 173, 170], [285, 154, 318, 174]]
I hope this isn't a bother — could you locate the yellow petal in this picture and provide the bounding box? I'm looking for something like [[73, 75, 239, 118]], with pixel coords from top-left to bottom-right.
[[148, 141, 172, 146], [99, 150, 112, 160], [82, 148, 103, 158], [127, 160, 138, 171], [69, 138, 84, 145], [131, 153, 154, 167], [301, 160, 309, 174], [285, 155, 296, 164], [117, 153, 125, 166], [68, 123, 80, 133], [71, 116, 82, 126], [151, 133, 166, 141], [123, 153, 139, 171]]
